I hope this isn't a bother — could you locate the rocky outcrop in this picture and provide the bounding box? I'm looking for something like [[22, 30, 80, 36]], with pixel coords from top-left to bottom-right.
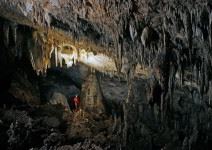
[[81, 72, 105, 114], [49, 92, 70, 110]]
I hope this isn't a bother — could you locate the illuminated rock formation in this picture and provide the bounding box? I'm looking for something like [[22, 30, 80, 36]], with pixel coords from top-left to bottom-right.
[[81, 71, 105, 114]]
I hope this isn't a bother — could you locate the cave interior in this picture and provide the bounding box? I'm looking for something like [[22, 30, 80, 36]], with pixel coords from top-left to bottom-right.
[[1, 0, 212, 150]]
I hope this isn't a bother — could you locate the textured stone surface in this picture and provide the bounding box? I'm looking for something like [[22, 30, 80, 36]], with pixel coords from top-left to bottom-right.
[[81, 72, 105, 114]]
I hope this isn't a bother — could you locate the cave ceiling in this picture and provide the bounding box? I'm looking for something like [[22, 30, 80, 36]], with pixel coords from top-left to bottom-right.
[[1, 0, 212, 81]]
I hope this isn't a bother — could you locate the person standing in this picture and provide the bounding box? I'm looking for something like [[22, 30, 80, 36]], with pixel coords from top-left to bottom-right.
[[71, 95, 80, 112]]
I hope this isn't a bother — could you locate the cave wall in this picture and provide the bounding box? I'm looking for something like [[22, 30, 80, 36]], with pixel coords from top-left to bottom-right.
[[0, 17, 41, 105]]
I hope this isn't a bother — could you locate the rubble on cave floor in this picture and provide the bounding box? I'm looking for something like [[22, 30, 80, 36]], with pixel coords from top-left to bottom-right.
[[65, 110, 121, 147], [0, 103, 120, 150]]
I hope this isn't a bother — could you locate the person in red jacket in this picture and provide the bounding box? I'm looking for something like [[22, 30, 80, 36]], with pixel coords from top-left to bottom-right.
[[71, 95, 80, 112]]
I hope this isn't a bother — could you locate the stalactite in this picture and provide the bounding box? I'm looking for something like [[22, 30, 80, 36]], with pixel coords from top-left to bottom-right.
[[168, 65, 174, 109], [44, 9, 51, 27], [209, 12, 212, 48], [50, 45, 54, 58], [58, 51, 63, 67], [186, 10, 193, 61], [141, 26, 149, 48], [209, 81, 212, 105], [117, 39, 122, 73], [11, 23, 17, 45], [148, 47, 151, 68], [55, 47, 58, 67], [30, 51, 36, 70], [129, 23, 137, 42], [3, 23, 9, 47]]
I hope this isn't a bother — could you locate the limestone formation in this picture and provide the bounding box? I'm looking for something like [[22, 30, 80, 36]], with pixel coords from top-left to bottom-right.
[[81, 72, 105, 114]]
